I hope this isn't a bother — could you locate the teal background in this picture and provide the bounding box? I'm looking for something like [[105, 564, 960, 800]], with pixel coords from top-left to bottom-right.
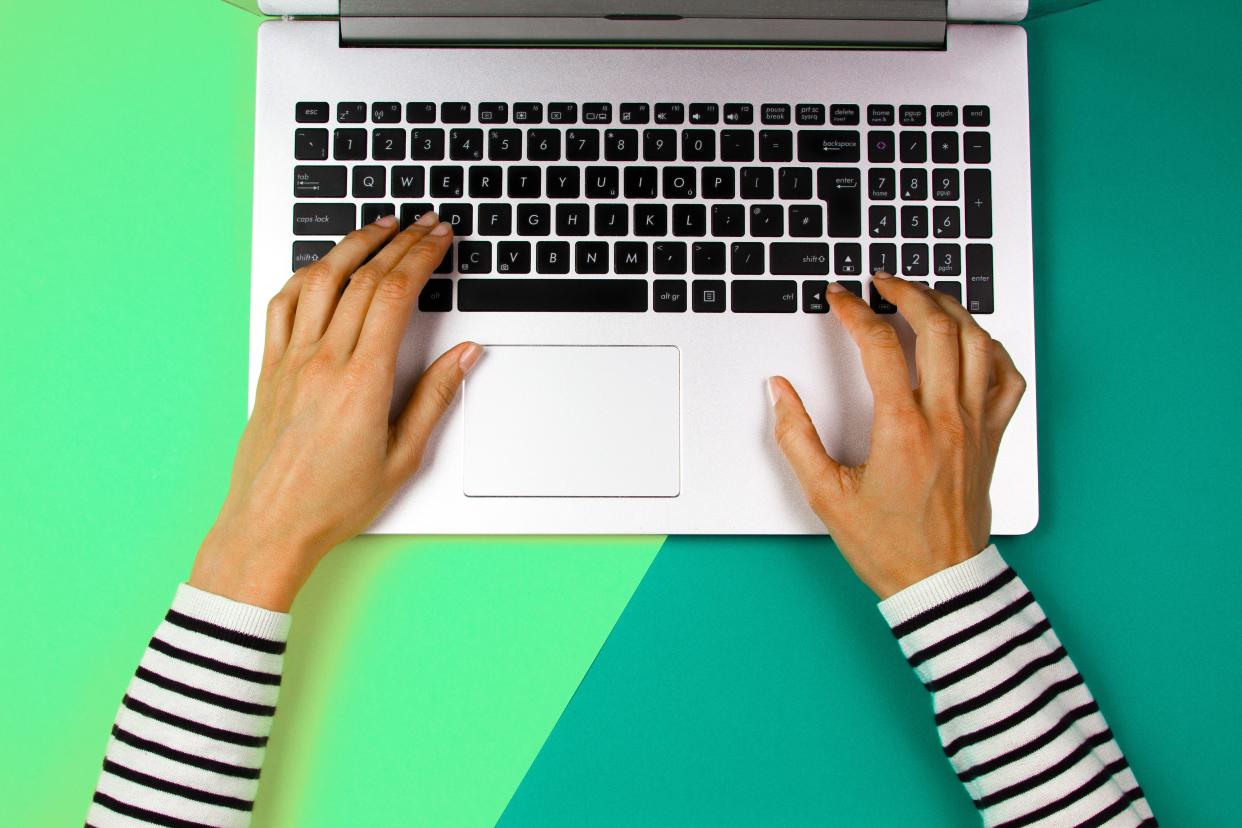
[[1, 0, 1239, 825]]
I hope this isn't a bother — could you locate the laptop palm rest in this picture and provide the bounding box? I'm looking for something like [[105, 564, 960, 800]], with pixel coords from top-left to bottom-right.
[[462, 345, 680, 497]]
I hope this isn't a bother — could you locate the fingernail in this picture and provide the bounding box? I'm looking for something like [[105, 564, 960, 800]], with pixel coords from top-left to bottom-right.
[[826, 282, 847, 294], [430, 221, 453, 236], [874, 270, 892, 279], [376, 213, 397, 227], [458, 342, 484, 374], [767, 377, 783, 407], [416, 211, 438, 226]]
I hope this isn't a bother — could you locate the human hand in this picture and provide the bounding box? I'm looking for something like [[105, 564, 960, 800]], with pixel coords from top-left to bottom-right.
[[769, 274, 1026, 599], [190, 213, 481, 611]]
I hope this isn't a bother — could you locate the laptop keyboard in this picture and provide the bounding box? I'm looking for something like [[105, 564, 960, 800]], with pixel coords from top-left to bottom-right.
[[291, 100, 995, 314]]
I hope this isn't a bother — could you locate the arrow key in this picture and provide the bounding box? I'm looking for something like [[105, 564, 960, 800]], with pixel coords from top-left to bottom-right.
[[834, 242, 862, 276], [802, 280, 829, 314]]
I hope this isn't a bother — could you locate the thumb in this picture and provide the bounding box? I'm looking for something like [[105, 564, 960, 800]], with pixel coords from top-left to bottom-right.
[[768, 376, 846, 517], [388, 341, 484, 477]]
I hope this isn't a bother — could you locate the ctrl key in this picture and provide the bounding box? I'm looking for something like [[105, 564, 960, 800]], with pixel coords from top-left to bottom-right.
[[293, 203, 356, 235]]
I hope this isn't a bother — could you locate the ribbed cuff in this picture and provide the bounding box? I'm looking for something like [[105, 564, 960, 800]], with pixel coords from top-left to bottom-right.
[[877, 544, 1008, 630], [172, 583, 292, 642]]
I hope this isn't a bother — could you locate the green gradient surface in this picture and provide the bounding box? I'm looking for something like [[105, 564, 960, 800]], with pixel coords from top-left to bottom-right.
[[502, 1, 1242, 824]]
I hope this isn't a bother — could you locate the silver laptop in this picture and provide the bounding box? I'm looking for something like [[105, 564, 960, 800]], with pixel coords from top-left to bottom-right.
[[242, 0, 1072, 535]]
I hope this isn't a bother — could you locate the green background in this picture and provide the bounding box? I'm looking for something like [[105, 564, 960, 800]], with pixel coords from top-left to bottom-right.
[[1, 0, 1238, 825]]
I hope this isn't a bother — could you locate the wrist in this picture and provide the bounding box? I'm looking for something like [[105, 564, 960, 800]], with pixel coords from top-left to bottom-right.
[[190, 524, 313, 612]]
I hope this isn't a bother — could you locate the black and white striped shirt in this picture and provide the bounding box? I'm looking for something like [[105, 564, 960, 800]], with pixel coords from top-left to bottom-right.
[[89, 546, 1155, 826]]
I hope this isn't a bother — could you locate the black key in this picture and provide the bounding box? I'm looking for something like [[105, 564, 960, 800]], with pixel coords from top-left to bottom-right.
[[478, 102, 508, 124], [730, 242, 765, 275], [435, 246, 453, 275], [517, 203, 551, 235], [653, 242, 688, 274], [399, 202, 434, 229], [902, 205, 928, 238], [353, 166, 386, 198], [418, 279, 453, 312], [689, 103, 719, 124], [548, 103, 578, 124], [802, 280, 829, 313], [869, 243, 897, 275], [740, 167, 773, 199], [527, 129, 561, 161], [770, 243, 829, 275], [838, 280, 863, 298], [931, 105, 958, 127], [441, 102, 471, 123], [672, 204, 707, 237], [720, 130, 755, 162], [292, 240, 334, 271], [901, 168, 927, 201], [834, 243, 863, 276], [663, 167, 697, 199], [723, 103, 754, 125], [294, 165, 346, 198], [732, 280, 797, 313], [933, 169, 960, 201], [566, 129, 601, 161], [338, 102, 367, 123], [818, 168, 862, 237], [468, 166, 503, 198], [547, 166, 581, 198], [620, 103, 650, 124], [479, 203, 512, 236], [653, 279, 688, 312], [458, 279, 648, 312], [634, 204, 667, 236], [691, 242, 726, 275], [867, 104, 895, 126], [701, 167, 735, 199], [439, 203, 473, 236], [965, 244, 994, 314], [869, 205, 896, 238], [429, 166, 463, 198], [293, 203, 355, 235], [410, 128, 446, 160], [556, 203, 590, 235], [796, 130, 861, 163], [869, 168, 896, 201], [654, 103, 685, 124], [933, 206, 960, 238], [604, 129, 638, 161], [830, 104, 860, 125], [932, 131, 959, 164], [595, 203, 628, 236], [585, 166, 620, 199], [870, 282, 897, 314], [901, 242, 929, 276], [868, 130, 895, 163], [796, 103, 826, 125], [372, 102, 402, 123], [682, 130, 716, 161], [692, 280, 726, 312], [899, 105, 926, 126], [296, 101, 329, 123], [964, 169, 992, 238], [789, 204, 823, 237], [644, 129, 678, 161], [900, 131, 927, 163], [513, 102, 543, 124], [406, 102, 436, 123], [614, 242, 648, 273], [457, 241, 492, 274], [934, 243, 962, 276], [449, 128, 483, 160], [963, 105, 990, 127], [391, 165, 425, 197], [583, 102, 612, 123], [760, 103, 790, 125], [372, 128, 406, 160], [624, 166, 658, 199], [294, 128, 328, 160], [496, 241, 531, 274], [536, 241, 571, 274], [750, 204, 783, 237], [759, 130, 793, 162], [711, 204, 745, 237], [507, 166, 541, 198], [576, 242, 609, 273], [964, 132, 991, 164], [488, 128, 522, 160], [934, 280, 962, 302]]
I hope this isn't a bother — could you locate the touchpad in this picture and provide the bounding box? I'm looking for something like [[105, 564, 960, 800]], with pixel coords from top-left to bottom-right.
[[463, 346, 680, 497]]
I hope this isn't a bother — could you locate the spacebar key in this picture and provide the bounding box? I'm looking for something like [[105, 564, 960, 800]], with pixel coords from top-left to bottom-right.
[[457, 279, 648, 312]]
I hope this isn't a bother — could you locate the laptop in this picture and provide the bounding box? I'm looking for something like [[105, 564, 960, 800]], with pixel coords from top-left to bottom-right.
[[239, 0, 1072, 534]]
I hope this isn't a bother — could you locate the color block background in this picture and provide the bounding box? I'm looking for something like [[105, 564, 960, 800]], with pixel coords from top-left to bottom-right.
[[1, 0, 1239, 825]]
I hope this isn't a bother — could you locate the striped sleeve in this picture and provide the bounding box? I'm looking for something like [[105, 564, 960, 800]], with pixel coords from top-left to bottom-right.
[[878, 545, 1156, 828], [87, 584, 291, 828]]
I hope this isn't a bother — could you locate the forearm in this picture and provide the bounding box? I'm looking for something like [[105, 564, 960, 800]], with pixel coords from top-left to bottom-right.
[[88, 584, 290, 827], [879, 547, 1155, 827]]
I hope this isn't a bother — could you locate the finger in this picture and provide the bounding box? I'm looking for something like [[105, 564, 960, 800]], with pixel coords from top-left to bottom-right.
[[289, 215, 399, 346], [826, 281, 917, 414], [871, 274, 960, 411], [354, 221, 454, 369], [322, 212, 440, 353], [262, 270, 303, 367], [388, 341, 483, 478], [924, 288, 994, 419], [769, 376, 846, 519], [984, 340, 1026, 440]]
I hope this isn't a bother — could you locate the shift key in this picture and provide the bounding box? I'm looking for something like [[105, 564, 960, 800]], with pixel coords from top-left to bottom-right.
[[293, 203, 356, 235], [770, 243, 830, 275]]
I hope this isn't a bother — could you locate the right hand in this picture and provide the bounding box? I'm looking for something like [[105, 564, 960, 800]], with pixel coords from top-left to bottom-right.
[[769, 273, 1027, 600]]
